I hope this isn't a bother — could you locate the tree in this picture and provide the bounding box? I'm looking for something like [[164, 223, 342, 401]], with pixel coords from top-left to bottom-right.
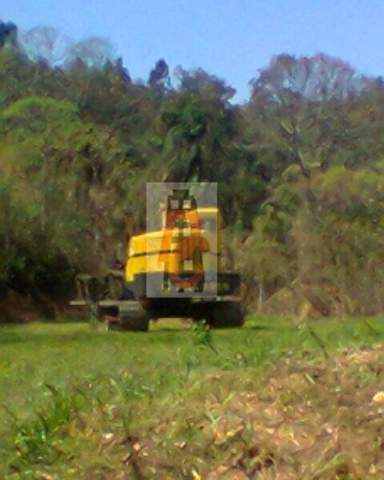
[[250, 53, 365, 103], [149, 68, 237, 182], [0, 21, 17, 48], [148, 58, 170, 92], [0, 96, 136, 278], [18, 26, 71, 65], [64, 37, 116, 69]]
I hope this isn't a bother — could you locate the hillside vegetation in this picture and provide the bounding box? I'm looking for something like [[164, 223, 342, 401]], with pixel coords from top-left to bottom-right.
[[1, 21, 384, 317]]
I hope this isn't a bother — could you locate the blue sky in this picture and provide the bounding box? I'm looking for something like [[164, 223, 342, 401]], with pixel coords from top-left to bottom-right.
[[2, 0, 383, 102]]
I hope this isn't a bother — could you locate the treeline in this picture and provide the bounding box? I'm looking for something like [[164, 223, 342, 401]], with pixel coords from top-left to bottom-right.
[[1, 21, 384, 318]]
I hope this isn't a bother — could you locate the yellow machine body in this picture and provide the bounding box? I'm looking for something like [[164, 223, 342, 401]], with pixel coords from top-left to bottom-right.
[[125, 207, 221, 284]]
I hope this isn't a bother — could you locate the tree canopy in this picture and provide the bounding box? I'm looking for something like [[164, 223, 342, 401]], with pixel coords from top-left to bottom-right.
[[1, 20, 383, 316]]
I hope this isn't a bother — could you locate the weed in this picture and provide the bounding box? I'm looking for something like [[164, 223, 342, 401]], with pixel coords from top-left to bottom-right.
[[7, 384, 83, 471], [191, 320, 217, 352]]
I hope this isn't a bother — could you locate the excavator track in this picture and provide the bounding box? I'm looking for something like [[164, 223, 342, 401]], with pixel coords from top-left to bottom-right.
[[205, 301, 245, 328], [96, 300, 149, 331]]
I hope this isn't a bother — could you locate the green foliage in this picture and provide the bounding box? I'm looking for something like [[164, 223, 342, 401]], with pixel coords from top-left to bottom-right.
[[10, 384, 82, 469], [238, 165, 384, 314], [1, 34, 384, 316], [191, 320, 216, 352]]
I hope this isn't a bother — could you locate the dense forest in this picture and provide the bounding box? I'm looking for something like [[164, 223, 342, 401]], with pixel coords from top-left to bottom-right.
[[1, 20, 384, 319]]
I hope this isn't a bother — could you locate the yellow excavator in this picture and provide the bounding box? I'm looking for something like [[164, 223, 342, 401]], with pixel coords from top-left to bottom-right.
[[70, 187, 244, 330]]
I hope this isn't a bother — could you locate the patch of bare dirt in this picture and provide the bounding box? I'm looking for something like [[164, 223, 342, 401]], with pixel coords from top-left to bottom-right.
[[106, 345, 384, 479]]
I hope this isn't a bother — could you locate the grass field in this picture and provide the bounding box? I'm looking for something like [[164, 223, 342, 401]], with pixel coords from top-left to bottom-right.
[[1, 316, 384, 479]]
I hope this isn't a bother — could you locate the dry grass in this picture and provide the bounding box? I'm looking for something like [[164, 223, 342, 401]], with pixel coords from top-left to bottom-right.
[[83, 345, 384, 479]]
